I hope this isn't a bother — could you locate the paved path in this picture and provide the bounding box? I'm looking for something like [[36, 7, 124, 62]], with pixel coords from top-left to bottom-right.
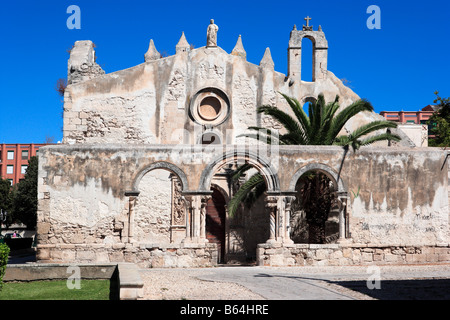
[[195, 264, 450, 300]]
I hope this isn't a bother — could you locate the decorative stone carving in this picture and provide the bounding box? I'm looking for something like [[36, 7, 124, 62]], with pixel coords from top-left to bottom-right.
[[200, 195, 211, 240], [171, 175, 186, 226]]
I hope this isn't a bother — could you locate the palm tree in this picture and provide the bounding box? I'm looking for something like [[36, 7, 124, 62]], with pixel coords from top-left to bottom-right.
[[228, 92, 400, 243]]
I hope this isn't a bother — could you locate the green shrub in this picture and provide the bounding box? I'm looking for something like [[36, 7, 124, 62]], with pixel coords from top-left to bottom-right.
[[0, 244, 10, 290]]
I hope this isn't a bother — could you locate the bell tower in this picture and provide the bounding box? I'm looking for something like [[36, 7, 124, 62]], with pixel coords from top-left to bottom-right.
[[288, 17, 328, 82]]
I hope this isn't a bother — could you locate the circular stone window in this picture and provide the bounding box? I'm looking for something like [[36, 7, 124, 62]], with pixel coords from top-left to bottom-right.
[[190, 88, 230, 126], [199, 96, 221, 121]]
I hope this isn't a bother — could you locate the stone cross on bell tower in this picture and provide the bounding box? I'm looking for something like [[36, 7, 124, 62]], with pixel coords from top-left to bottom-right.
[[303, 16, 313, 31]]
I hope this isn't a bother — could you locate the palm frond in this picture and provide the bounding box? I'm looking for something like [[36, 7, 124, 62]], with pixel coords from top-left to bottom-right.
[[347, 120, 398, 141], [257, 105, 302, 135], [359, 132, 401, 146], [328, 99, 374, 142], [230, 163, 253, 182], [316, 96, 341, 144], [227, 173, 265, 217], [237, 129, 283, 145], [278, 92, 311, 141], [280, 132, 308, 145]]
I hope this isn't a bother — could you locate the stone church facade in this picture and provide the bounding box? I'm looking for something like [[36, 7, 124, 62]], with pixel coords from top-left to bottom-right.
[[36, 20, 450, 267]]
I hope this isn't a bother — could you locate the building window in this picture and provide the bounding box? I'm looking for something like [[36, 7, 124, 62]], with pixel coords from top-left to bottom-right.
[[7, 151, 14, 160], [8, 179, 13, 186], [6, 165, 13, 174], [21, 150, 29, 160], [21, 165, 28, 174]]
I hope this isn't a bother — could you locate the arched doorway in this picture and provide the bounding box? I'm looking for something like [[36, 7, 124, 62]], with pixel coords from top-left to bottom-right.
[[205, 186, 226, 263], [199, 151, 281, 264]]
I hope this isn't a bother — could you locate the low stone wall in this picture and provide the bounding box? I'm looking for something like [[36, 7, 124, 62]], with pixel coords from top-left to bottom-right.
[[257, 243, 450, 267], [4, 263, 116, 282], [37, 242, 218, 268], [4, 262, 144, 300]]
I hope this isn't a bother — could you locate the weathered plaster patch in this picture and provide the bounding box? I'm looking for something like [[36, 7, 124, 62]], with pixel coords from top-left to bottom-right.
[[49, 178, 122, 228]]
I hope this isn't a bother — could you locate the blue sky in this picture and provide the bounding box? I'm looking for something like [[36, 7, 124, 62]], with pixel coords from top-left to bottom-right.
[[0, 0, 449, 143]]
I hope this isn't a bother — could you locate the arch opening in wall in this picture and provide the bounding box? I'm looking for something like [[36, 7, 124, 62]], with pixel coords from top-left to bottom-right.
[[130, 162, 190, 245], [289, 164, 345, 245], [290, 170, 339, 244], [302, 96, 317, 117], [199, 151, 281, 264], [301, 36, 314, 82], [133, 168, 175, 245], [206, 160, 272, 265]]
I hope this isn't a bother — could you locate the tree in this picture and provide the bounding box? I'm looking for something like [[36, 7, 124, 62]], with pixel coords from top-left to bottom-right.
[[12, 156, 38, 229], [228, 93, 401, 243], [55, 78, 67, 97], [0, 179, 14, 226], [428, 92, 450, 148], [297, 172, 335, 243]]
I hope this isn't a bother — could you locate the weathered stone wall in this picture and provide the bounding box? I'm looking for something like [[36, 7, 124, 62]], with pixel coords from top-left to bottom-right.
[[257, 243, 450, 267], [37, 144, 448, 266], [62, 35, 413, 147], [133, 169, 172, 244], [37, 242, 218, 268]]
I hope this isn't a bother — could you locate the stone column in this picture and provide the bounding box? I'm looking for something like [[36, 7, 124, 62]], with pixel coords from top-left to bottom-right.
[[184, 196, 192, 241], [182, 194, 211, 244], [200, 195, 211, 242], [265, 195, 279, 243], [337, 192, 349, 241], [170, 175, 188, 243], [124, 191, 139, 244], [192, 195, 201, 241], [282, 196, 296, 244]]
